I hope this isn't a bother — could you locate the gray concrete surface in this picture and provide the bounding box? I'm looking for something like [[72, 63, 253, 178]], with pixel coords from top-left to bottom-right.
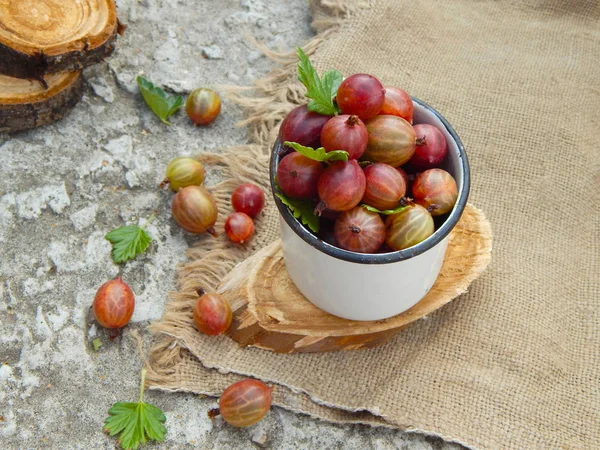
[[0, 1, 462, 448]]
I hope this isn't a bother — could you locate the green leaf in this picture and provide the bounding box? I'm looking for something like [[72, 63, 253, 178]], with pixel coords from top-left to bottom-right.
[[92, 338, 103, 352], [296, 47, 342, 116], [275, 192, 320, 233], [362, 204, 410, 215], [136, 76, 183, 125], [105, 225, 152, 264], [104, 401, 167, 450], [284, 141, 348, 163]]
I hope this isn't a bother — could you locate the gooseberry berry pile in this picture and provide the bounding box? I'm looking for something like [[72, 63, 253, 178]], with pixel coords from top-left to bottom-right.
[[274, 49, 459, 254]]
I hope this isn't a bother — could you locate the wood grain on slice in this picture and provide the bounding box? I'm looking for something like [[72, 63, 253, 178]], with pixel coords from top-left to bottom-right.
[[219, 204, 492, 353], [0, 0, 118, 79], [0, 71, 83, 133]]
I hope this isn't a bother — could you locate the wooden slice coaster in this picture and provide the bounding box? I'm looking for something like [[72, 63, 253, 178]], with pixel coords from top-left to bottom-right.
[[0, 71, 84, 133], [0, 0, 118, 79], [219, 204, 492, 353]]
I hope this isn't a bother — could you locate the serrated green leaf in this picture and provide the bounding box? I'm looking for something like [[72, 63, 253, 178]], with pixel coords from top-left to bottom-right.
[[105, 225, 152, 264], [362, 204, 410, 215], [104, 401, 166, 450], [137, 76, 183, 125], [92, 338, 102, 352], [284, 141, 348, 163], [296, 47, 341, 116], [275, 193, 320, 233]]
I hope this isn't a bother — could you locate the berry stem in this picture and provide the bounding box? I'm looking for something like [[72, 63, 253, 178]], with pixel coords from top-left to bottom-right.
[[399, 196, 414, 207], [196, 288, 206, 297], [208, 408, 221, 419], [207, 226, 218, 238], [345, 115, 360, 127], [158, 178, 170, 189], [139, 369, 147, 402], [140, 213, 157, 230], [314, 201, 327, 216], [109, 328, 121, 341], [416, 136, 427, 146], [349, 225, 361, 233]]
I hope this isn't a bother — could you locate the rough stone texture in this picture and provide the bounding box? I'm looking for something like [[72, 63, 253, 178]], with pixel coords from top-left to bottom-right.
[[0, 1, 461, 449]]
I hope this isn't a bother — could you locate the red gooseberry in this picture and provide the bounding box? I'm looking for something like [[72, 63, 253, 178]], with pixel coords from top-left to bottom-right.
[[276, 152, 324, 200], [316, 160, 366, 214], [408, 124, 448, 169], [336, 74, 386, 121], [193, 290, 232, 336], [320, 114, 368, 160], [224, 212, 255, 244], [380, 87, 414, 123], [231, 184, 265, 218]]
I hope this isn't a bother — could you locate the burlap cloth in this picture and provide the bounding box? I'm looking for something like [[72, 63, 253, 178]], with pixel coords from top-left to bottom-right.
[[147, 1, 600, 448]]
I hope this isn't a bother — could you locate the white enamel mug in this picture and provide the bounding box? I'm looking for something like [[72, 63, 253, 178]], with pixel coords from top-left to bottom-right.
[[270, 98, 470, 321]]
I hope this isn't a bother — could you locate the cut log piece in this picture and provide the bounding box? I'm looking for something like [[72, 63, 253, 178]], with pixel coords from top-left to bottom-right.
[[0, 71, 84, 133], [0, 0, 118, 79], [219, 204, 492, 353]]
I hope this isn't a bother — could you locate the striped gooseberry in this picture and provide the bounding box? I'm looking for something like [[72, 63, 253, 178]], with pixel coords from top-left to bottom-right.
[[92, 277, 135, 334], [209, 379, 273, 427], [171, 186, 218, 236], [412, 169, 458, 216], [362, 162, 406, 210], [363, 115, 417, 167], [334, 207, 385, 253], [186, 88, 221, 126], [385, 204, 434, 250], [160, 157, 205, 191]]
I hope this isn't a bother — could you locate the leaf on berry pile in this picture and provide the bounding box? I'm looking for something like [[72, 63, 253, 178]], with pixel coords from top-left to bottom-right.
[[296, 47, 342, 116], [136, 76, 183, 125], [284, 141, 348, 163], [105, 221, 152, 264], [275, 188, 320, 233], [362, 204, 410, 215], [104, 369, 167, 450]]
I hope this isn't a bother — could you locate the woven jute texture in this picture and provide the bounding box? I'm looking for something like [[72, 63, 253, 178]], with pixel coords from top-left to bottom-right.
[[147, 1, 600, 448]]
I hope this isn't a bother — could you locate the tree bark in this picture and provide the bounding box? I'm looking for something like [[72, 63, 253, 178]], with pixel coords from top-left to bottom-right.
[[0, 71, 84, 133], [0, 0, 118, 79]]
